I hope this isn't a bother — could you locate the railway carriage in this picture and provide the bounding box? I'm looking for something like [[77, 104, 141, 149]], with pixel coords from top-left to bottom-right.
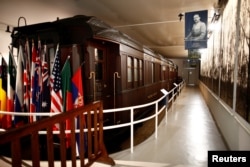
[[11, 15, 178, 127]]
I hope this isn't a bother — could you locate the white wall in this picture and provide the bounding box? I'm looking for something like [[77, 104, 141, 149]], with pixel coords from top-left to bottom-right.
[[171, 58, 200, 85], [0, 29, 12, 59], [200, 82, 250, 150]]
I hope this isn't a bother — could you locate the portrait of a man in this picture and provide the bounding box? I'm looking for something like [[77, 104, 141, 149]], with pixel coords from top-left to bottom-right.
[[185, 10, 208, 49]]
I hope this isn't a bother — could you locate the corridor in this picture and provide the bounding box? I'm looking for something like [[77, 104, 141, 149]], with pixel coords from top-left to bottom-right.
[[109, 85, 228, 167]]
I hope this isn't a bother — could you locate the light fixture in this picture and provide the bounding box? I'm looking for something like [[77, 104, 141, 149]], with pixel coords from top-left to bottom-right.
[[5, 25, 11, 33], [178, 13, 184, 21]]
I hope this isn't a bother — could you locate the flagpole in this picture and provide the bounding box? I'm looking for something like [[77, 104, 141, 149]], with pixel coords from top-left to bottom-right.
[[8, 46, 17, 68]]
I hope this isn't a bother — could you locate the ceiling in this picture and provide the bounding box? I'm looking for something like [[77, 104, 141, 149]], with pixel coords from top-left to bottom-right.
[[0, 0, 218, 58]]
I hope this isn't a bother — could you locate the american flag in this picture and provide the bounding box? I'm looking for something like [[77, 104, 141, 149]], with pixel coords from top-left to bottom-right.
[[50, 44, 63, 115]]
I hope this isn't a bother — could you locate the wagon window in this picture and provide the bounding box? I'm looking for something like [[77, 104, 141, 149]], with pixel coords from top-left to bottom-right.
[[95, 48, 103, 61], [94, 48, 104, 80], [127, 56, 132, 83], [139, 60, 143, 84], [161, 65, 166, 81], [151, 62, 155, 83], [134, 58, 138, 82]]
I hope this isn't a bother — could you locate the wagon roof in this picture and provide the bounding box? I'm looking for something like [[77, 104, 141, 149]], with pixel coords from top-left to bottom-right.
[[11, 15, 143, 49]]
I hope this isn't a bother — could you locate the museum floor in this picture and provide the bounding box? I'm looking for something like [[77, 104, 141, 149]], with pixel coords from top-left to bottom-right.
[[108, 85, 228, 167]]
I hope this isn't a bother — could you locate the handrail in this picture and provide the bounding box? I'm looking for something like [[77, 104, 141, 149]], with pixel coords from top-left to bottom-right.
[[0, 101, 115, 167], [0, 81, 185, 154], [112, 81, 183, 153]]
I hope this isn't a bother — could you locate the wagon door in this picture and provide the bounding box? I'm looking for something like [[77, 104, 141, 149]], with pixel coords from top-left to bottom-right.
[[93, 47, 107, 100], [86, 44, 110, 104]]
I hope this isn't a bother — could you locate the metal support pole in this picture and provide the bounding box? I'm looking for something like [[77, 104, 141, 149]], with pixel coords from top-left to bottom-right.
[[130, 108, 134, 153], [233, 0, 241, 112]]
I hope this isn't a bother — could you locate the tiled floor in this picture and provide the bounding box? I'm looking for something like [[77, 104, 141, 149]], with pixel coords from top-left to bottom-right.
[[109, 85, 228, 167]]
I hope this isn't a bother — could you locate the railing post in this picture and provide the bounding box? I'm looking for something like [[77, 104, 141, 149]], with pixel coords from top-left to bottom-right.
[[160, 89, 169, 125], [155, 102, 158, 139], [130, 108, 134, 153], [165, 104, 168, 124], [172, 90, 174, 112]]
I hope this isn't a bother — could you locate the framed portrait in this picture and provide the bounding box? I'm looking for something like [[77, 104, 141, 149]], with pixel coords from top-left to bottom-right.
[[185, 10, 208, 49]]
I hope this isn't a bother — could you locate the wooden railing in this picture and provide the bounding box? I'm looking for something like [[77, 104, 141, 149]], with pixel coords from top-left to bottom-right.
[[0, 101, 115, 167]]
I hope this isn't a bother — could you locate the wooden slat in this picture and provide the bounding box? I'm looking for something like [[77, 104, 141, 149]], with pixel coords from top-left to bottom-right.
[[31, 132, 40, 167], [79, 114, 85, 167], [87, 111, 92, 159], [98, 105, 104, 153], [59, 122, 66, 167], [0, 101, 115, 167], [46, 126, 54, 167], [11, 139, 21, 167], [94, 109, 98, 155], [70, 117, 76, 167]]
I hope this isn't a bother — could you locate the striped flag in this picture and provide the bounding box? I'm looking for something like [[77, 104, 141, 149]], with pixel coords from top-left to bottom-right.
[[72, 67, 84, 108], [62, 58, 73, 112], [50, 44, 63, 129], [72, 66, 86, 155], [61, 57, 73, 147], [0, 56, 7, 128], [3, 52, 16, 129], [14, 45, 27, 126]]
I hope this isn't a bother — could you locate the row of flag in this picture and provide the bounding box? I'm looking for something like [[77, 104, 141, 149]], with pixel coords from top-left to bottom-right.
[[0, 41, 84, 131]]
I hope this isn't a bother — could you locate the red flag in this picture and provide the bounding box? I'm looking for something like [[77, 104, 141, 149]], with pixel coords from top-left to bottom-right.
[[72, 66, 85, 155], [72, 67, 84, 108]]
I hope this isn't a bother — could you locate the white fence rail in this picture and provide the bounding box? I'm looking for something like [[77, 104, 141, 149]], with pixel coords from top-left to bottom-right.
[[0, 81, 185, 153]]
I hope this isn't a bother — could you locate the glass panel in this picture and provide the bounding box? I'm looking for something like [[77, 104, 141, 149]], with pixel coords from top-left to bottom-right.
[[95, 48, 103, 61], [152, 63, 154, 83], [95, 63, 103, 80], [127, 57, 132, 82], [139, 60, 142, 81], [134, 58, 138, 81]]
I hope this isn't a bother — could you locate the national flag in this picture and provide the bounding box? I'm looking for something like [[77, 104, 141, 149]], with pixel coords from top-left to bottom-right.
[[14, 45, 27, 126], [3, 52, 16, 129], [72, 66, 86, 156], [61, 57, 73, 112], [72, 67, 84, 108], [41, 44, 50, 114], [50, 44, 63, 129], [36, 40, 43, 120], [23, 40, 31, 122], [30, 41, 42, 122], [0, 56, 7, 128], [61, 57, 73, 147]]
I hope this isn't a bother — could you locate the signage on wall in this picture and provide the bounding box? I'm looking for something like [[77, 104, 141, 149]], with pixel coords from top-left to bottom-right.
[[188, 49, 201, 59], [185, 10, 208, 49]]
